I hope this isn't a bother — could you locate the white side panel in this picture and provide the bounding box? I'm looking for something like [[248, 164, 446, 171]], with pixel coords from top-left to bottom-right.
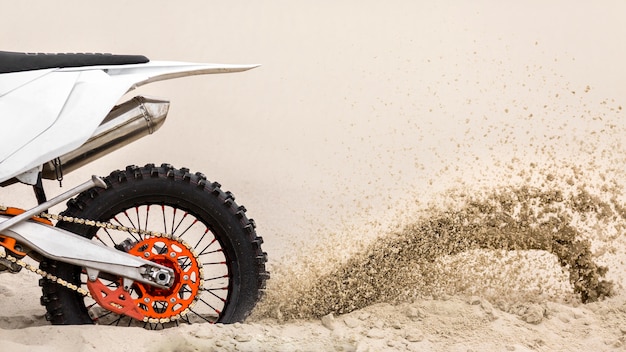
[[0, 70, 136, 182], [0, 69, 55, 97], [0, 71, 78, 163]]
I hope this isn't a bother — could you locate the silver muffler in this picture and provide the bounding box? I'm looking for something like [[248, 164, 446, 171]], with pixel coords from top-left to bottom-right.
[[42, 96, 169, 179]]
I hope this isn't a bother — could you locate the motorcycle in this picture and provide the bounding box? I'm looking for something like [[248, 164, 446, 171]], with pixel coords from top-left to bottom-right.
[[0, 51, 269, 328]]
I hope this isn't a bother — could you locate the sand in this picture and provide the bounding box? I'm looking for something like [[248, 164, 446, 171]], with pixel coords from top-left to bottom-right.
[[2, 1, 626, 351]]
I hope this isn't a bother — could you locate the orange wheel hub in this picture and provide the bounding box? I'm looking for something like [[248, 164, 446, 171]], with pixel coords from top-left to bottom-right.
[[127, 237, 202, 320], [87, 236, 202, 322]]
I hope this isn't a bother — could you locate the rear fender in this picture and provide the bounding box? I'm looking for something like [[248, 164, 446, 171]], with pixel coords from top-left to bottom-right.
[[0, 61, 258, 183]]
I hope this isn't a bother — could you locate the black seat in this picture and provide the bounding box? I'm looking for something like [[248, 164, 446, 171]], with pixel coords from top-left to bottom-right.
[[0, 51, 149, 74]]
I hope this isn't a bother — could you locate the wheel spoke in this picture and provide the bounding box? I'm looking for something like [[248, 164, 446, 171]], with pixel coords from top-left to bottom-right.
[[170, 208, 177, 235], [202, 261, 227, 266], [204, 274, 229, 282], [112, 316, 124, 326], [179, 315, 191, 324], [144, 205, 150, 234], [196, 237, 217, 254], [194, 228, 211, 249], [179, 286, 193, 295], [172, 212, 189, 235], [198, 248, 223, 256], [198, 296, 223, 313], [101, 228, 118, 247], [95, 309, 114, 321], [134, 206, 143, 239], [203, 287, 228, 302], [121, 210, 137, 229], [93, 233, 108, 246], [187, 307, 217, 324], [161, 205, 167, 233], [112, 216, 140, 242], [178, 219, 198, 239], [178, 257, 192, 271]]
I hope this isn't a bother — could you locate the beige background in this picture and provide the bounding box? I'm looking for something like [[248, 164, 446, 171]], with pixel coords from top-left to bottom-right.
[[3, 2, 626, 351], [3, 1, 626, 261]]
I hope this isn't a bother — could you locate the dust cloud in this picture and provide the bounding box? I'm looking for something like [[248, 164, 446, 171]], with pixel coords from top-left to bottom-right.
[[253, 163, 624, 320]]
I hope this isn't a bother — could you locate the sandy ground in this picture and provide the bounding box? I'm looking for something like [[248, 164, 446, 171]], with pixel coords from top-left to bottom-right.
[[3, 1, 626, 351]]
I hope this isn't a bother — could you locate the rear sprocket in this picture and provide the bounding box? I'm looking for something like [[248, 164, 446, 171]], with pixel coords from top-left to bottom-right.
[[86, 236, 203, 323]]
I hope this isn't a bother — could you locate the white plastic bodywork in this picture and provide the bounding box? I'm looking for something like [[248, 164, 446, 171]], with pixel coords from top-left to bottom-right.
[[0, 61, 258, 183]]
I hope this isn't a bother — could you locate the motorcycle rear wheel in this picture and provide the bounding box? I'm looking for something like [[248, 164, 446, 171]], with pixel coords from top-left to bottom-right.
[[39, 164, 268, 327]]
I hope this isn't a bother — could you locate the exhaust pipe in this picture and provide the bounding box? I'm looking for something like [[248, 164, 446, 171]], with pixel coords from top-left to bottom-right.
[[42, 96, 169, 180]]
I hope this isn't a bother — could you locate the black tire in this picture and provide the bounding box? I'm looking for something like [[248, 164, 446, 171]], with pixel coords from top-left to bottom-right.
[[39, 164, 268, 327]]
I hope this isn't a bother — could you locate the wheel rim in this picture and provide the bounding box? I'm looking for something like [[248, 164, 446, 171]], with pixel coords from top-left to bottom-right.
[[84, 204, 231, 327]]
